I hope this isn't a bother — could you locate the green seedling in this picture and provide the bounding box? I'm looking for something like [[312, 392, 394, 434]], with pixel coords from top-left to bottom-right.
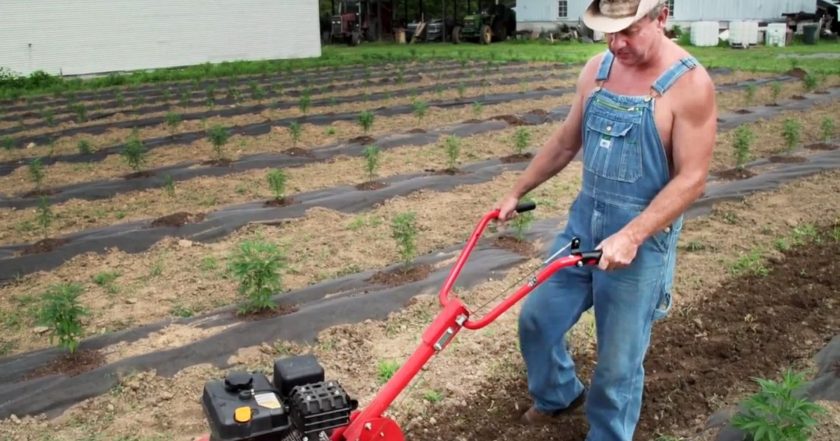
[[513, 127, 531, 155], [820, 117, 836, 142], [266, 169, 287, 201], [298, 93, 311, 115], [733, 126, 755, 169], [423, 389, 443, 403], [803, 73, 819, 92], [510, 196, 536, 241], [472, 101, 484, 118], [1, 137, 13, 151], [732, 370, 825, 441], [782, 119, 801, 152], [358, 111, 375, 134], [77, 140, 93, 155], [730, 249, 768, 277], [362, 145, 381, 181], [250, 82, 266, 101], [770, 82, 782, 105], [324, 126, 336, 136], [413, 100, 428, 121], [121, 135, 147, 172], [70, 103, 87, 123], [376, 360, 400, 384], [206, 124, 230, 161], [171, 304, 194, 318], [28, 157, 45, 190], [744, 83, 757, 107], [165, 112, 182, 135], [457, 82, 466, 99], [92, 271, 120, 294], [36, 196, 52, 239], [38, 283, 87, 354], [444, 135, 461, 171], [163, 174, 175, 197], [288, 121, 302, 146], [391, 212, 418, 267], [228, 239, 285, 314]]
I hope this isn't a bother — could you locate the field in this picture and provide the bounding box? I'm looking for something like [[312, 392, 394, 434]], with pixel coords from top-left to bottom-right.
[[1, 40, 839, 441]]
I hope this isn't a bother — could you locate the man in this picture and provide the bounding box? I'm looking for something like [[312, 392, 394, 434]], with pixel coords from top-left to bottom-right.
[[495, 1, 716, 440]]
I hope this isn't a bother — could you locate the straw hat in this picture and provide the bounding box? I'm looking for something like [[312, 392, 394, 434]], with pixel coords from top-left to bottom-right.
[[582, 0, 664, 33]]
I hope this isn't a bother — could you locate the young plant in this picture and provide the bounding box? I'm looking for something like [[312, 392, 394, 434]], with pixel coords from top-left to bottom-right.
[[821, 117, 836, 142], [362, 145, 381, 180], [444, 135, 460, 171], [163, 174, 176, 197], [250, 82, 266, 101], [266, 169, 287, 201], [457, 82, 466, 99], [36, 196, 52, 239], [298, 92, 312, 115], [743, 83, 757, 107], [42, 108, 56, 127], [77, 140, 93, 155], [28, 157, 45, 190], [70, 103, 87, 123], [513, 127, 531, 155], [391, 212, 418, 267], [803, 73, 819, 92], [121, 135, 147, 172], [165, 111, 182, 135], [412, 100, 428, 121], [733, 126, 755, 169], [770, 82, 782, 105], [376, 360, 400, 384], [510, 196, 536, 241], [227, 239, 285, 314], [1, 137, 12, 151], [472, 101, 484, 118], [206, 124, 230, 161], [288, 121, 302, 146], [358, 110, 375, 134], [38, 283, 87, 354], [782, 119, 801, 152], [732, 370, 825, 441]]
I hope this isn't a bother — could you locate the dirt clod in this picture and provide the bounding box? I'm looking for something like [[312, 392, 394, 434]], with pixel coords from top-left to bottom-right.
[[150, 212, 205, 228], [24, 349, 105, 380], [19, 237, 70, 255], [368, 264, 433, 287]]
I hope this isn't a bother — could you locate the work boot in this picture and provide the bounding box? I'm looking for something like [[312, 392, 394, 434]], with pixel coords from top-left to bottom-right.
[[520, 389, 586, 425]]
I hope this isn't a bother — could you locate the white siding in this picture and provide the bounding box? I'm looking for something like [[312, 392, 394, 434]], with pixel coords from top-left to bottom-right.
[[0, 0, 321, 76]]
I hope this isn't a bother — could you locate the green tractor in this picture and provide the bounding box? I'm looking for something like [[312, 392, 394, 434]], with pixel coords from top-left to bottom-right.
[[452, 2, 516, 44]]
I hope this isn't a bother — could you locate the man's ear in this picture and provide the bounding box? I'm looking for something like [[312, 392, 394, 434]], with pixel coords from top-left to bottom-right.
[[657, 7, 669, 30]]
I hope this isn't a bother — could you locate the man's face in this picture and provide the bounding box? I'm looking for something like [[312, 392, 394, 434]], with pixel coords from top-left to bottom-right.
[[605, 7, 667, 66]]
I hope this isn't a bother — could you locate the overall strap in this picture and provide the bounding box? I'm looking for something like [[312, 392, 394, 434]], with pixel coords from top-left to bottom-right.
[[595, 50, 615, 83], [650, 56, 698, 96]]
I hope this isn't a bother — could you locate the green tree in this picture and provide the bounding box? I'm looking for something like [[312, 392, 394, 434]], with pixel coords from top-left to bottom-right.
[[228, 240, 286, 314], [77, 140, 94, 155], [206, 124, 230, 161], [266, 169, 287, 201], [358, 111, 375, 134], [782, 119, 801, 152], [444, 135, 460, 171], [165, 112, 182, 136], [733, 126, 755, 169], [36, 196, 53, 238], [38, 283, 87, 354], [391, 212, 418, 266], [362, 145, 381, 180], [513, 127, 531, 155], [413, 100, 428, 121], [121, 135, 147, 172], [28, 157, 45, 190], [510, 196, 536, 241], [288, 121, 302, 147]]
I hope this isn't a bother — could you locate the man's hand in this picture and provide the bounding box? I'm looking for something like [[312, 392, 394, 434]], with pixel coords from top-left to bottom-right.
[[495, 194, 520, 222], [596, 231, 641, 271]]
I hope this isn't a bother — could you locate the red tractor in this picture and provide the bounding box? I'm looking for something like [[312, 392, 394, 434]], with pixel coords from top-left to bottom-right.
[[331, 0, 368, 46]]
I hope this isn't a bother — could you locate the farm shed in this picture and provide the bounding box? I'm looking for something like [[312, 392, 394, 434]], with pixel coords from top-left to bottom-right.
[[516, 0, 818, 32], [0, 0, 321, 77]]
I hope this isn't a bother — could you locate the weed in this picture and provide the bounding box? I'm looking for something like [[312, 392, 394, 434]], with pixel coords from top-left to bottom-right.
[[170, 304, 194, 318], [298, 93, 311, 115], [266, 169, 287, 201], [791, 224, 819, 245], [163, 174, 175, 197], [733, 125, 755, 169], [774, 238, 791, 252], [513, 127, 531, 155], [423, 389, 443, 403], [820, 117, 835, 142], [358, 110, 375, 134], [722, 211, 739, 225], [324, 126, 336, 136], [77, 139, 94, 155], [121, 135, 147, 172], [38, 283, 87, 354], [288, 121, 302, 147], [732, 370, 824, 441], [28, 157, 45, 189], [782, 119, 801, 152], [148, 257, 164, 278], [228, 239, 285, 313], [391, 212, 418, 266], [165, 112, 182, 135], [412, 100, 428, 121], [730, 249, 769, 277], [93, 271, 120, 294], [35, 196, 52, 238], [472, 101, 484, 118], [510, 196, 536, 241], [684, 240, 706, 252], [376, 360, 400, 384], [802, 73, 819, 92], [200, 256, 219, 271], [362, 144, 381, 180], [444, 135, 461, 171], [770, 82, 782, 105], [206, 124, 230, 161]]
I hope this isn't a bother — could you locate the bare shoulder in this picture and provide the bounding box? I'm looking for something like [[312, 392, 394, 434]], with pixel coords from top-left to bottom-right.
[[670, 62, 716, 120]]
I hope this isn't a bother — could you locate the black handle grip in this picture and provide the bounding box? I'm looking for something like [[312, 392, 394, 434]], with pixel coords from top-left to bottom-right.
[[515, 201, 537, 213]]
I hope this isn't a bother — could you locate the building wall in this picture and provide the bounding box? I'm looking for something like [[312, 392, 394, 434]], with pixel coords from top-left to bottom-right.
[[0, 0, 321, 76]]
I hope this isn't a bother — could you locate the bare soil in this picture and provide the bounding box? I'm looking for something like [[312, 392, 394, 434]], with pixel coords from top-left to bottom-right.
[[149, 212, 205, 228], [19, 237, 71, 255], [715, 167, 756, 180], [24, 349, 105, 380], [368, 264, 434, 287]]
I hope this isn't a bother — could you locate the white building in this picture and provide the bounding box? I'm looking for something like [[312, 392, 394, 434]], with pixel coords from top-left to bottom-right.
[[516, 0, 818, 32], [0, 0, 321, 76]]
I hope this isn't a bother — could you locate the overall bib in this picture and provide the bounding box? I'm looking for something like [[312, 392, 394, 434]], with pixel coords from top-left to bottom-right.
[[518, 51, 698, 441]]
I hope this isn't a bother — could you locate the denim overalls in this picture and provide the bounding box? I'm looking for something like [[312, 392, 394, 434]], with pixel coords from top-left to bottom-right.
[[519, 50, 697, 441]]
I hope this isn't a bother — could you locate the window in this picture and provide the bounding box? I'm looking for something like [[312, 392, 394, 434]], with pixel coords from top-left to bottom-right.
[[667, 0, 675, 17], [558, 0, 568, 18]]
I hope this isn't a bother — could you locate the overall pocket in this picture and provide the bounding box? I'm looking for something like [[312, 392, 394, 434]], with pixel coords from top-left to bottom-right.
[[583, 114, 643, 183]]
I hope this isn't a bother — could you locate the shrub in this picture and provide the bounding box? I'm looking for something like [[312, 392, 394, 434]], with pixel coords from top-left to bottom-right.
[[413, 100, 428, 121], [206, 124, 230, 161], [781, 119, 801, 152], [732, 370, 825, 441], [803, 73, 819, 92], [733, 126, 755, 169], [165, 111, 182, 135], [513, 127, 531, 155], [358, 110, 375, 134], [228, 240, 285, 313], [121, 135, 147, 172], [821, 117, 836, 142], [266, 169, 287, 200], [472, 101, 484, 118], [77, 140, 93, 155], [36, 196, 52, 238], [391, 212, 418, 266], [362, 144, 381, 180], [510, 196, 536, 241], [298, 93, 311, 115], [28, 157, 45, 189], [288, 121, 302, 146], [38, 283, 87, 354], [444, 135, 460, 171], [376, 360, 400, 384], [770, 82, 782, 105]]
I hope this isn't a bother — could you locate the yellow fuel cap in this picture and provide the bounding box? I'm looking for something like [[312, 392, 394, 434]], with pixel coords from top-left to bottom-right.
[[234, 406, 252, 423]]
